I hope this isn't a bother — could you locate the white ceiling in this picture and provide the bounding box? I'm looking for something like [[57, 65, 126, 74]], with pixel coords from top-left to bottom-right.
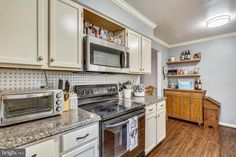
[[124, 0, 236, 45]]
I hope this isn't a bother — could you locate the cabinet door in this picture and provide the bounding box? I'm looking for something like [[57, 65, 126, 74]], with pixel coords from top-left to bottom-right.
[[172, 93, 182, 117], [166, 94, 173, 116], [61, 139, 99, 157], [156, 110, 166, 145], [26, 139, 54, 157], [145, 113, 157, 155], [0, 0, 46, 66], [191, 95, 202, 122], [141, 36, 152, 74], [181, 92, 191, 120], [127, 29, 141, 74], [50, 0, 83, 69]]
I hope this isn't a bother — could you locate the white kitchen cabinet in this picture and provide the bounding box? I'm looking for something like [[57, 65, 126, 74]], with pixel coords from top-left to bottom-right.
[[25, 139, 55, 157], [141, 36, 152, 74], [61, 139, 98, 157], [156, 109, 166, 145], [49, 0, 83, 69], [127, 29, 141, 73], [145, 104, 157, 155], [127, 29, 152, 74], [0, 0, 47, 66]]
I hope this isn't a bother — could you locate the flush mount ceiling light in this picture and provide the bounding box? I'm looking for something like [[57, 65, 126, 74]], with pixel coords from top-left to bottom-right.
[[206, 15, 231, 28]]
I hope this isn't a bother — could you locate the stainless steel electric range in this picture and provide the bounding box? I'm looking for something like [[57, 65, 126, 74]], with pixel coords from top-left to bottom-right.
[[74, 84, 145, 157]]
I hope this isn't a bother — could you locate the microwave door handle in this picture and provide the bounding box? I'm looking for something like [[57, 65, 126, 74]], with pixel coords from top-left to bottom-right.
[[2, 92, 52, 100], [121, 51, 125, 68], [105, 120, 129, 128], [124, 51, 127, 68]]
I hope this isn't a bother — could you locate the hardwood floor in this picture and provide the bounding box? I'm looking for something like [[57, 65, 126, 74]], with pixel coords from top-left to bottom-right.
[[147, 118, 236, 157]]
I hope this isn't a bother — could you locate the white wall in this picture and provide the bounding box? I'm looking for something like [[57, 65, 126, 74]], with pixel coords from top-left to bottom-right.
[[169, 36, 236, 125]]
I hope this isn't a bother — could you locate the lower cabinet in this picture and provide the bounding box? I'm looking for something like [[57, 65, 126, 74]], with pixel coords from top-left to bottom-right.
[[25, 139, 55, 157], [61, 139, 98, 157], [145, 101, 166, 155]]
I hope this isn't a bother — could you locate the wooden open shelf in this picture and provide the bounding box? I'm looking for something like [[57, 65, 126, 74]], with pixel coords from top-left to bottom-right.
[[167, 74, 201, 78], [167, 59, 201, 65]]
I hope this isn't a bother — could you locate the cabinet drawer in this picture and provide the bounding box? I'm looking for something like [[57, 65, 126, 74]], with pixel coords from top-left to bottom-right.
[[157, 101, 166, 111], [62, 123, 98, 152], [26, 139, 54, 157], [146, 103, 157, 115]]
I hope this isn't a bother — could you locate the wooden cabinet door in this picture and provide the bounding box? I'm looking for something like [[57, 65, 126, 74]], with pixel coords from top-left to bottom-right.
[[191, 96, 202, 122], [172, 93, 182, 117], [127, 29, 141, 74], [141, 36, 151, 74], [62, 139, 99, 157], [0, 0, 46, 66], [145, 113, 157, 155], [181, 92, 191, 119], [156, 110, 166, 145], [50, 0, 83, 69], [166, 94, 173, 116], [26, 139, 55, 157]]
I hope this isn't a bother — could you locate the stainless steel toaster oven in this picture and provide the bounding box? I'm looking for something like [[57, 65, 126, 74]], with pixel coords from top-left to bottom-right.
[[0, 89, 64, 126]]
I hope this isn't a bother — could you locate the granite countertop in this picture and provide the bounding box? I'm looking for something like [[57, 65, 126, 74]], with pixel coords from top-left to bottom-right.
[[122, 95, 166, 106], [0, 108, 101, 148]]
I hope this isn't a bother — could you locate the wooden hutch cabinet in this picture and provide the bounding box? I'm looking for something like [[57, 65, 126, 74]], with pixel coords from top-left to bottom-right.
[[164, 89, 206, 125]]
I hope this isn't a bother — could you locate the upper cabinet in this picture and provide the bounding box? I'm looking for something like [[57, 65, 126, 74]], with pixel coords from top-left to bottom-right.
[[127, 29, 152, 74], [49, 0, 83, 70], [0, 0, 47, 67]]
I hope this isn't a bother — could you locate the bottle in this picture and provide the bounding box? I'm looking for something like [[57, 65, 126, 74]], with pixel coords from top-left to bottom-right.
[[195, 80, 198, 90], [198, 80, 202, 90], [184, 51, 188, 60], [187, 50, 191, 60], [181, 51, 185, 60], [88, 23, 93, 36], [99, 27, 105, 39]]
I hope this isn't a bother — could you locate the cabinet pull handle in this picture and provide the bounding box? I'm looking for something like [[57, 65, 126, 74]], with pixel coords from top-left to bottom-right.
[[38, 56, 43, 61], [32, 154, 37, 157], [161, 104, 164, 107], [50, 58, 55, 62], [149, 108, 153, 112], [76, 133, 89, 140]]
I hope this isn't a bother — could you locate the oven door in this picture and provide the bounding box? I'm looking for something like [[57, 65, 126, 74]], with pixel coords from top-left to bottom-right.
[[101, 109, 144, 157], [0, 92, 53, 126], [86, 35, 130, 73]]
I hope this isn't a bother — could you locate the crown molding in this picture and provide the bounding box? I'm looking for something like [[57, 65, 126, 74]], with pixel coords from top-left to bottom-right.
[[169, 32, 236, 48], [111, 0, 157, 29], [152, 37, 170, 48]]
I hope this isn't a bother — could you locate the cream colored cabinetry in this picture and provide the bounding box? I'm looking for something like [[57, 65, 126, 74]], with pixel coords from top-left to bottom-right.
[[49, 0, 83, 70], [25, 139, 55, 157], [0, 0, 47, 67], [141, 36, 152, 74], [127, 29, 152, 74], [145, 101, 166, 155]]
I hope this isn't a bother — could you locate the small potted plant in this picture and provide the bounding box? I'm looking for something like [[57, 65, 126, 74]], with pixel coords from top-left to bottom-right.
[[122, 81, 133, 98]]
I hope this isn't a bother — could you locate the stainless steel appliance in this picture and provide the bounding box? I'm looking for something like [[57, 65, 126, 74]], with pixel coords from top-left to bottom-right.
[[0, 89, 64, 126], [75, 84, 145, 157], [84, 35, 130, 73]]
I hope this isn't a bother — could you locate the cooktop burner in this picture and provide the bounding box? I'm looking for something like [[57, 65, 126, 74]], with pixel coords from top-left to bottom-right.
[[79, 100, 144, 121]]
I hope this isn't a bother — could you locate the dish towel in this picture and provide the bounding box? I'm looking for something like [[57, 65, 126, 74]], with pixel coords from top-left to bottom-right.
[[127, 116, 138, 151]]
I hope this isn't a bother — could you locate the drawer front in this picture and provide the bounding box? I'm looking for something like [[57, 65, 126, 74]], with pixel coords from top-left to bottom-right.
[[146, 103, 157, 115], [62, 123, 98, 152], [157, 101, 166, 111], [26, 139, 54, 157]]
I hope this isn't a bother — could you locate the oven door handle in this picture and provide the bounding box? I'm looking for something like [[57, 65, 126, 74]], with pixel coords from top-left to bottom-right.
[[105, 120, 129, 128], [2, 92, 53, 100]]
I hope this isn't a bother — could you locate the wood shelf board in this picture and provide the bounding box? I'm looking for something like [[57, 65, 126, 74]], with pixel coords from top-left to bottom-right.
[[167, 74, 201, 77], [84, 9, 124, 32], [167, 59, 201, 65], [164, 88, 206, 93]]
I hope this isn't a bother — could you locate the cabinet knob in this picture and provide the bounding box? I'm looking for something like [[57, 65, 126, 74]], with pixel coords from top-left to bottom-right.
[[50, 58, 55, 62], [32, 154, 37, 157], [38, 56, 43, 61]]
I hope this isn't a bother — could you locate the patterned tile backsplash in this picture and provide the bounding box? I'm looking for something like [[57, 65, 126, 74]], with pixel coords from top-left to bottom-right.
[[0, 69, 140, 91]]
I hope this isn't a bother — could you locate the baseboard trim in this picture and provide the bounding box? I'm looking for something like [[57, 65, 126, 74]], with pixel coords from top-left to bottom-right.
[[219, 122, 236, 128]]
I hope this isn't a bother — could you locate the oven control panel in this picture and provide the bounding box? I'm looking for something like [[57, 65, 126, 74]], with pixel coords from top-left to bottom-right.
[[75, 84, 118, 98]]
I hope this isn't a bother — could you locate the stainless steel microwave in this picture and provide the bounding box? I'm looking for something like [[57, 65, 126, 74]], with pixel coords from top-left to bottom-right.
[[84, 35, 130, 73], [0, 89, 64, 126]]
